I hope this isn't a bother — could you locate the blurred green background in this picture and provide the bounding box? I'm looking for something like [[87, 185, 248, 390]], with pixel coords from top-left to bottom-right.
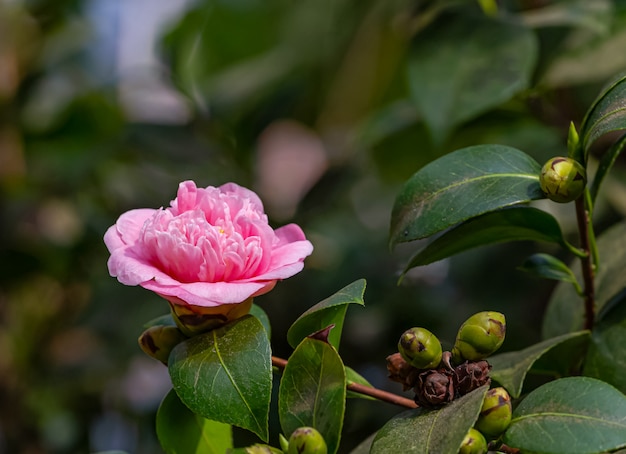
[[1, 0, 626, 452]]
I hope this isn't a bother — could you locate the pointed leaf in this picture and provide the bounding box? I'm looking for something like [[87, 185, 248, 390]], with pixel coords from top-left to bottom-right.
[[489, 331, 590, 398], [580, 72, 626, 161], [278, 338, 346, 454], [370, 386, 488, 454], [590, 133, 626, 202], [168, 316, 272, 441], [404, 207, 567, 270], [157, 389, 233, 454], [519, 253, 582, 292], [390, 145, 544, 246], [287, 279, 366, 350], [543, 221, 626, 338], [504, 377, 626, 454], [407, 15, 537, 144]]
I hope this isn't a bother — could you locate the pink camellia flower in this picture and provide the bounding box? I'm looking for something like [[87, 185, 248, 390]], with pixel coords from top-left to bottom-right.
[[104, 181, 313, 332]]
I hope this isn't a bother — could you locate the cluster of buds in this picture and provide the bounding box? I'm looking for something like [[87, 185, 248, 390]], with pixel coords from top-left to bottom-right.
[[386, 312, 506, 408]]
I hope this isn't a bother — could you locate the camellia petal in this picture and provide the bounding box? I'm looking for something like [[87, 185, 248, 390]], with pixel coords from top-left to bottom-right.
[[104, 180, 313, 311]]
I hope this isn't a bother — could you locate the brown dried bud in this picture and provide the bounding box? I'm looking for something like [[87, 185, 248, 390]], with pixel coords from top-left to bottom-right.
[[386, 352, 420, 391], [454, 360, 491, 396], [415, 369, 454, 407]]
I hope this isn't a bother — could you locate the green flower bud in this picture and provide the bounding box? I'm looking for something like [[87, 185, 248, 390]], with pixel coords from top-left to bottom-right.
[[475, 387, 512, 437], [539, 157, 586, 203], [453, 311, 506, 362], [138, 325, 187, 365], [398, 327, 443, 369], [458, 428, 487, 454], [287, 427, 327, 454]]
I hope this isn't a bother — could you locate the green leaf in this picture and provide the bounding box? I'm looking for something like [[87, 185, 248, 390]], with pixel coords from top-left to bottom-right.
[[407, 15, 537, 144], [370, 386, 488, 454], [168, 316, 272, 441], [583, 291, 626, 394], [250, 303, 271, 340], [580, 72, 626, 162], [590, 133, 626, 203], [278, 338, 346, 454], [543, 221, 626, 338], [345, 367, 375, 400], [518, 253, 582, 293], [403, 207, 568, 270], [489, 331, 590, 398], [157, 389, 233, 454], [390, 145, 544, 246], [287, 279, 366, 350], [503, 377, 626, 454]]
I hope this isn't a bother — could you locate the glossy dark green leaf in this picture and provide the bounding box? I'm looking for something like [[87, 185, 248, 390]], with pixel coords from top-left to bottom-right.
[[518, 253, 582, 292], [278, 338, 346, 454], [168, 316, 272, 441], [157, 389, 232, 454], [489, 331, 590, 398], [583, 291, 626, 393], [590, 133, 626, 203], [250, 303, 271, 340], [390, 145, 544, 246], [543, 221, 626, 338], [407, 15, 537, 144], [403, 207, 567, 270], [504, 377, 626, 454], [370, 386, 488, 454], [580, 73, 626, 162], [287, 279, 366, 350]]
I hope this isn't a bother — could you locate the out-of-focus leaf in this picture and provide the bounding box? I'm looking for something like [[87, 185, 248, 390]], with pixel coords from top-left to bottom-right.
[[503, 377, 626, 454], [583, 291, 626, 394], [278, 338, 346, 454], [403, 207, 568, 270], [157, 389, 232, 454], [518, 253, 582, 293], [521, 0, 612, 35], [287, 279, 366, 350], [541, 22, 626, 89], [590, 133, 626, 202], [543, 221, 626, 338], [489, 331, 590, 398], [168, 316, 271, 441], [580, 72, 626, 161], [390, 145, 543, 247], [407, 15, 536, 144], [370, 386, 488, 453]]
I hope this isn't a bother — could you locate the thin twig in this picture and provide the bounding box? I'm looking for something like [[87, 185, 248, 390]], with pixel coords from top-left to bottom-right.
[[575, 197, 595, 330], [271, 356, 418, 409]]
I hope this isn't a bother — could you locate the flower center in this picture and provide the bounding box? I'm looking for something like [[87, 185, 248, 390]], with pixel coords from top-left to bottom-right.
[[137, 188, 274, 283]]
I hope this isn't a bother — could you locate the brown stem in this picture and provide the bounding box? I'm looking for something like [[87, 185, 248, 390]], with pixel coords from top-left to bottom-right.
[[271, 356, 418, 409], [575, 197, 595, 330]]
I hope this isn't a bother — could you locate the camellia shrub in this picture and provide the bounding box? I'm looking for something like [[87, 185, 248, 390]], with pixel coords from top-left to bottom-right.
[[105, 73, 626, 454]]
